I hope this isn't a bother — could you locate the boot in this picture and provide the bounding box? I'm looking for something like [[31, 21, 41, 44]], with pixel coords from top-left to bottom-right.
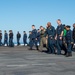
[[66, 53, 69, 57], [69, 52, 72, 57], [66, 53, 72, 57], [36, 46, 39, 50]]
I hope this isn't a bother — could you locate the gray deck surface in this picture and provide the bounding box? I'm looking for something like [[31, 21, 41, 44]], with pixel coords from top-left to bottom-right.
[[0, 46, 75, 75]]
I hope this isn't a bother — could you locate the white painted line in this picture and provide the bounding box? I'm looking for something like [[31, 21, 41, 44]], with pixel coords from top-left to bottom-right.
[[32, 63, 56, 66], [7, 64, 28, 67], [6, 63, 56, 67]]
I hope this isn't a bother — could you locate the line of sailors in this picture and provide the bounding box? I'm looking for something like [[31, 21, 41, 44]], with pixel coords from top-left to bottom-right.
[[0, 19, 75, 57], [0, 30, 28, 47], [28, 19, 75, 57]]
